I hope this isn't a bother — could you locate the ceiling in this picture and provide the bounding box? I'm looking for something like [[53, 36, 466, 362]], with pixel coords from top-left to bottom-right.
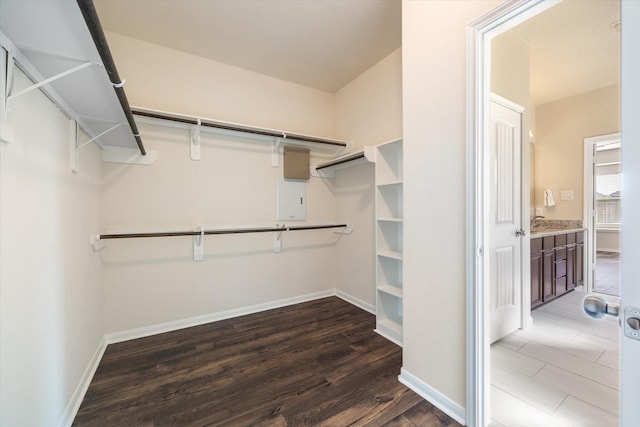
[[94, 0, 401, 93], [509, 0, 620, 106], [94, 0, 619, 103]]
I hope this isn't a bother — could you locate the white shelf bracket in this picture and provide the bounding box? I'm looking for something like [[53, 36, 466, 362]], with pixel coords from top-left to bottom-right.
[[271, 136, 284, 167], [190, 118, 201, 160], [334, 223, 354, 234], [3, 49, 15, 118], [193, 227, 204, 262], [90, 232, 105, 251], [71, 121, 125, 173], [5, 60, 99, 111], [273, 224, 287, 253]]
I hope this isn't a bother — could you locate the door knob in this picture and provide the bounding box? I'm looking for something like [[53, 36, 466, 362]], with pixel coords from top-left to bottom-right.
[[515, 229, 526, 237], [583, 295, 619, 319]]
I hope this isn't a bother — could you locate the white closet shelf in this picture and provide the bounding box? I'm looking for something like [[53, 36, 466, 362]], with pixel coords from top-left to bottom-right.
[[377, 250, 403, 261], [1, 0, 144, 154], [312, 146, 375, 177], [377, 180, 403, 187], [377, 217, 403, 223], [378, 285, 402, 298]]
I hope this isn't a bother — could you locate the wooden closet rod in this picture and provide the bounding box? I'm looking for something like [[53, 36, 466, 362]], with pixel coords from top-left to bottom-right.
[[131, 108, 348, 148], [76, 0, 146, 156], [98, 224, 349, 240]]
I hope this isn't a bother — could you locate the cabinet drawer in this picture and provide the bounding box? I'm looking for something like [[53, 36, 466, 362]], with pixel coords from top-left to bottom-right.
[[555, 247, 567, 261], [555, 234, 567, 246], [577, 231, 584, 243], [567, 233, 576, 244], [555, 276, 567, 295], [543, 236, 555, 250], [555, 259, 567, 278], [531, 238, 542, 252]]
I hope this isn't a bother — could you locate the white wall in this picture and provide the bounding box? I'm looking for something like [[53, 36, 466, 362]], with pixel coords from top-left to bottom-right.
[[0, 64, 103, 426], [402, 0, 502, 409]]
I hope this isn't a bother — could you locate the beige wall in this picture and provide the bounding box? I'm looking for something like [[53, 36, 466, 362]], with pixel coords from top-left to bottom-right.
[[0, 65, 104, 426], [402, 0, 502, 409], [102, 32, 402, 333], [106, 32, 336, 138], [332, 48, 403, 310], [535, 85, 620, 220], [335, 48, 403, 150]]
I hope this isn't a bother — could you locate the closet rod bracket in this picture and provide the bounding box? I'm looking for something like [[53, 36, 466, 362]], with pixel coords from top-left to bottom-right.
[[193, 227, 205, 261], [190, 118, 201, 160], [71, 120, 126, 173], [334, 223, 354, 234], [271, 137, 283, 167]]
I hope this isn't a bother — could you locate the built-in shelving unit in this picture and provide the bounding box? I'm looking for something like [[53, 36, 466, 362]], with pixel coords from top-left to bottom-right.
[[374, 138, 403, 346]]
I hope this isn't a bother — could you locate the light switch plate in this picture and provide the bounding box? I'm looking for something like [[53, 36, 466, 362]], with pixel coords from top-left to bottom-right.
[[276, 180, 306, 221], [560, 190, 574, 200]]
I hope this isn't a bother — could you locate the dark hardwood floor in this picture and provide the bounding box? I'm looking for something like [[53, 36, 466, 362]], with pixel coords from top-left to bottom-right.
[[74, 297, 460, 426]]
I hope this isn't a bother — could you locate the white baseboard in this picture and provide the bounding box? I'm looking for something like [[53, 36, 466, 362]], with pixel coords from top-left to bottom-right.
[[58, 336, 107, 427], [105, 289, 337, 344], [335, 289, 375, 314], [398, 368, 466, 426]]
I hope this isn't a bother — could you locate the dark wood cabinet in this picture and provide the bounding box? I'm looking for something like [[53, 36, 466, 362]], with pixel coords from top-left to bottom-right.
[[531, 230, 584, 310], [530, 238, 543, 308], [576, 232, 584, 286]]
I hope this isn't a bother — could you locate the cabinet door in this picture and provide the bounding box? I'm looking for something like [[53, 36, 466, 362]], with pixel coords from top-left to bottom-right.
[[531, 251, 543, 308], [542, 249, 555, 302], [576, 242, 584, 286], [566, 244, 576, 290]]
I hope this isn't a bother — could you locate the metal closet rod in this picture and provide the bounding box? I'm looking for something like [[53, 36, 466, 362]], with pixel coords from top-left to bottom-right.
[[131, 108, 348, 148], [76, 0, 146, 156], [316, 152, 365, 170], [98, 224, 348, 240]]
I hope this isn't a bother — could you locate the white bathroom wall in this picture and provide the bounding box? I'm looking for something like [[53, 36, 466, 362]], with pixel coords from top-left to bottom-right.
[[0, 64, 103, 426], [535, 85, 620, 220]]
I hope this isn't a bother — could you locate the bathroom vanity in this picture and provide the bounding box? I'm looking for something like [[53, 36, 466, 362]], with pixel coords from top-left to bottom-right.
[[530, 227, 585, 310]]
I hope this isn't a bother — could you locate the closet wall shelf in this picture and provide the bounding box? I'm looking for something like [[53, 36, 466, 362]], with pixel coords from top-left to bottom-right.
[[312, 146, 375, 177], [0, 0, 146, 158]]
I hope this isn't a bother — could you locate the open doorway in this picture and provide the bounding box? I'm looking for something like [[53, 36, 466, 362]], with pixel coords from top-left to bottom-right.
[[485, 0, 621, 425], [585, 133, 622, 298]]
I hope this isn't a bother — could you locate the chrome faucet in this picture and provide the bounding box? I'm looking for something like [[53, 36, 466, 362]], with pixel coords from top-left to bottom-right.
[[531, 215, 545, 229]]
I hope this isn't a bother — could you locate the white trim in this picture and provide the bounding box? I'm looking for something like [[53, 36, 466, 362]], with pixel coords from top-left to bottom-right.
[[466, 1, 558, 426], [399, 368, 466, 425], [57, 336, 107, 427], [106, 289, 335, 344], [335, 289, 376, 314]]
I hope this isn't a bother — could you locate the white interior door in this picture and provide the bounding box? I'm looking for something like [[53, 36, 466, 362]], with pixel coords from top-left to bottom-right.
[[489, 95, 523, 344], [619, 1, 640, 424]]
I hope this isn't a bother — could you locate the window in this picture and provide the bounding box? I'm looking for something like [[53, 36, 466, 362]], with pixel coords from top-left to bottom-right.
[[596, 173, 621, 227]]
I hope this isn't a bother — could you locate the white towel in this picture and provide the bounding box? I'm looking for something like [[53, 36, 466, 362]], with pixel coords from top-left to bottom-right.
[[544, 189, 556, 207]]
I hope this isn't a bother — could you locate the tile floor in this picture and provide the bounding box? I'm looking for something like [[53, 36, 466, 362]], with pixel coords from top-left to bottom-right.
[[490, 287, 620, 427], [594, 252, 621, 297]]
